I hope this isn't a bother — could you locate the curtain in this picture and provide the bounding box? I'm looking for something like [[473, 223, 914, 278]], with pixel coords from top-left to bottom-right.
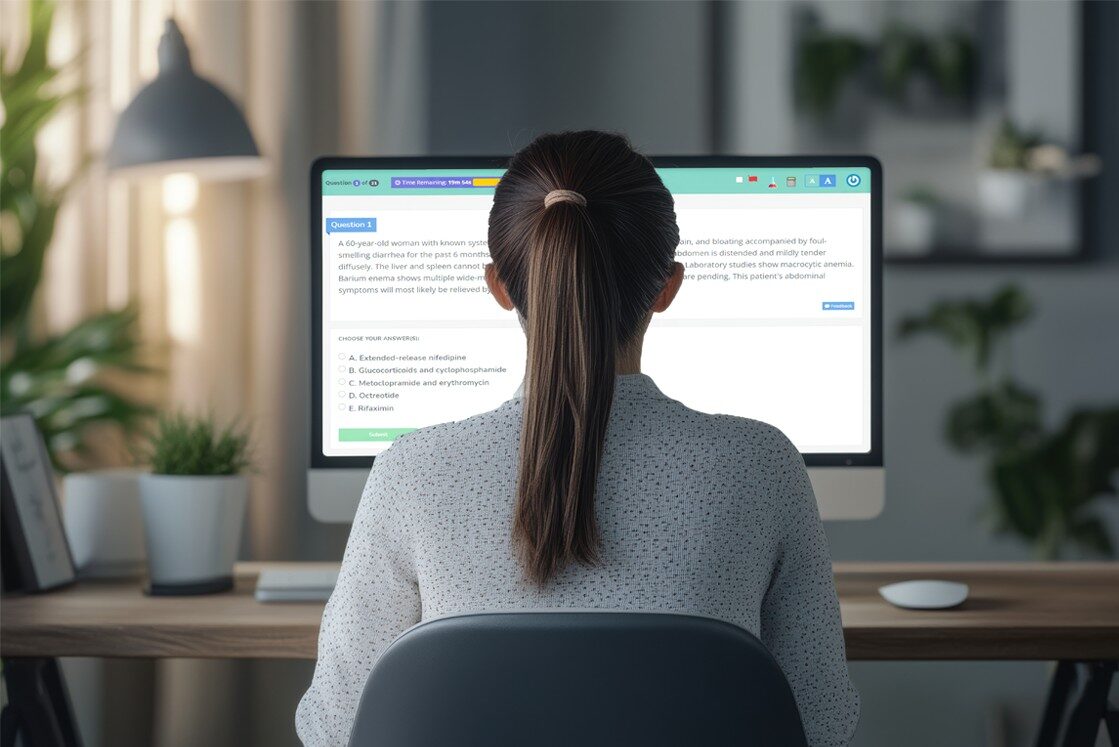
[[6, 1, 427, 744]]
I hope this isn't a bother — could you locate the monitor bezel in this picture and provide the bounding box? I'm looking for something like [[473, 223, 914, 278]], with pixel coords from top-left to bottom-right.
[[311, 155, 883, 469]]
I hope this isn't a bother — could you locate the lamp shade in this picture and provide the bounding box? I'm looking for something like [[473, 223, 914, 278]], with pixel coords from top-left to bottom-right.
[[107, 19, 266, 180]]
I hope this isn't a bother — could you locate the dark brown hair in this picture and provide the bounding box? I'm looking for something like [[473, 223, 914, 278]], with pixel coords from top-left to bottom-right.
[[488, 131, 679, 584]]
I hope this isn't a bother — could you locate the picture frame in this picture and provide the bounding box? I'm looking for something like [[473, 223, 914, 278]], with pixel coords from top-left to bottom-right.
[[1, 414, 76, 593]]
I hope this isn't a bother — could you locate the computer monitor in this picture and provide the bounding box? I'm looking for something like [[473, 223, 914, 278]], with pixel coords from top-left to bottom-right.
[[310, 156, 883, 522]]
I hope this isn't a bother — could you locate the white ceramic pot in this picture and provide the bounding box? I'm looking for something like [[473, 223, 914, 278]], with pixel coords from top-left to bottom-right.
[[891, 203, 936, 255], [138, 474, 247, 595], [978, 169, 1038, 218], [63, 469, 146, 578]]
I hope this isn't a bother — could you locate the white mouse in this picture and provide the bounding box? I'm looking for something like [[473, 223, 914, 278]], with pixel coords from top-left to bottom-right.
[[878, 580, 969, 610]]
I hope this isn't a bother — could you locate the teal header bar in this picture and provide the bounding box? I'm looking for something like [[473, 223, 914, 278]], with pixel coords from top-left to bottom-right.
[[322, 167, 872, 196]]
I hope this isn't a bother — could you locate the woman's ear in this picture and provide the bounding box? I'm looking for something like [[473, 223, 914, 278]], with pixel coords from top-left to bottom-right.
[[650, 262, 685, 313], [484, 264, 516, 311]]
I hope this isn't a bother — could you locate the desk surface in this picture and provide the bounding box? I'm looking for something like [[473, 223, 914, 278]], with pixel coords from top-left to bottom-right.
[[2, 562, 1117, 661]]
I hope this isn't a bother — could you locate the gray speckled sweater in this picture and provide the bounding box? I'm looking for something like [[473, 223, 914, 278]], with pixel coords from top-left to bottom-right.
[[297, 374, 859, 746]]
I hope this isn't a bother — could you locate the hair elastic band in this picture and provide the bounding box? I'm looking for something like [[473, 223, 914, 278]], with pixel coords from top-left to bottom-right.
[[543, 189, 587, 209]]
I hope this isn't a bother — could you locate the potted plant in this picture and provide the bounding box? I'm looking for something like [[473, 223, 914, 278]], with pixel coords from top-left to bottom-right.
[[137, 413, 252, 595], [898, 285, 1119, 560], [878, 24, 975, 116], [1, 0, 149, 469], [978, 119, 1044, 218], [979, 119, 1102, 220], [793, 13, 871, 141], [891, 186, 940, 255]]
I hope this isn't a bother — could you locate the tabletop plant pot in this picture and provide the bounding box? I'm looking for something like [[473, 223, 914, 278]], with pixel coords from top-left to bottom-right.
[[137, 413, 252, 595], [139, 473, 247, 594], [63, 469, 147, 579], [977, 168, 1038, 219]]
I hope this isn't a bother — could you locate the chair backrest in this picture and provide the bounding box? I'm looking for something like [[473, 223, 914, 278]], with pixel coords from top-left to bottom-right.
[[348, 611, 808, 747]]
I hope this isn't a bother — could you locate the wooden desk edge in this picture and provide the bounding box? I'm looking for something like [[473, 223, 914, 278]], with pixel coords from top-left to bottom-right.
[[843, 627, 1119, 661], [0, 624, 319, 660], [3, 562, 1117, 661], [833, 561, 1119, 573]]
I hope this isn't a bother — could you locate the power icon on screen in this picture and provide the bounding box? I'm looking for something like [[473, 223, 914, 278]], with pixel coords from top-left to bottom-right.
[[845, 173, 862, 187]]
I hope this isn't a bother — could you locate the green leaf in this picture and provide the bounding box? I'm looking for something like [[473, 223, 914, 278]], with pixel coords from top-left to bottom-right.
[[0, 194, 60, 334], [794, 20, 869, 119], [1, 308, 150, 470], [138, 413, 254, 476], [0, 0, 151, 471], [1057, 408, 1119, 501], [944, 381, 1042, 453], [989, 119, 1044, 170], [1068, 517, 1114, 557], [878, 24, 924, 101], [984, 407, 1119, 560], [989, 454, 1047, 540], [928, 30, 975, 100], [897, 284, 1032, 373]]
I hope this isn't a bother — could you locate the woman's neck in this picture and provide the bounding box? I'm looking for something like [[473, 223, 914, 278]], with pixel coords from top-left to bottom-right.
[[616, 342, 642, 375]]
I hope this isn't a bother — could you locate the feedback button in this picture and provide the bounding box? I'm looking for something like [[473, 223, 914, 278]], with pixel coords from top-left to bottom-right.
[[822, 301, 855, 310], [326, 218, 377, 234]]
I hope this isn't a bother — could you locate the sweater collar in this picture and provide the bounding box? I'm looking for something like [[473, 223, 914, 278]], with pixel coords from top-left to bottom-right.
[[512, 373, 665, 401]]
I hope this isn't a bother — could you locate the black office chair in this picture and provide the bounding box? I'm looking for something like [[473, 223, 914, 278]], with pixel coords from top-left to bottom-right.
[[348, 611, 808, 747]]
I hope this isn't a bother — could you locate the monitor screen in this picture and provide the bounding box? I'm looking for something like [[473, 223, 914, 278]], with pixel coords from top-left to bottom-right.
[[315, 159, 879, 466]]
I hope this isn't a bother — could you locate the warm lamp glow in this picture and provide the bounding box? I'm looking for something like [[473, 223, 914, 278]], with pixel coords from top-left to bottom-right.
[[162, 173, 200, 215], [164, 218, 200, 344]]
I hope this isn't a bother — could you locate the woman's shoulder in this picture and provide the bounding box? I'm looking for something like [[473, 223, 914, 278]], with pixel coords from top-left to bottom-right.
[[373, 397, 523, 466], [649, 391, 799, 460]]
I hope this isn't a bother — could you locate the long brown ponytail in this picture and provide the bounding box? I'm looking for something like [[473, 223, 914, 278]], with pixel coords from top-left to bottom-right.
[[488, 132, 679, 584]]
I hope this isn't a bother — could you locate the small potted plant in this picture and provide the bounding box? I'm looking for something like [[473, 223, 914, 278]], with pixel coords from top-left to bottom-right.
[[891, 186, 940, 256], [793, 14, 871, 142], [878, 24, 975, 116], [979, 119, 1044, 218], [137, 413, 252, 595], [977, 119, 1099, 220]]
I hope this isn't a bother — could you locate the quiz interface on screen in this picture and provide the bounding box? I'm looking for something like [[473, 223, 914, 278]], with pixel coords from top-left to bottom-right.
[[321, 167, 872, 457]]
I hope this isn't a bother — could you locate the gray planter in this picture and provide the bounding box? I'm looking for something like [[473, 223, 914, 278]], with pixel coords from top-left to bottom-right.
[[138, 474, 247, 595]]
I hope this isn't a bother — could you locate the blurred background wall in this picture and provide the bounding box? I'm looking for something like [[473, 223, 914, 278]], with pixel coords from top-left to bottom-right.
[[2, 1, 1116, 745]]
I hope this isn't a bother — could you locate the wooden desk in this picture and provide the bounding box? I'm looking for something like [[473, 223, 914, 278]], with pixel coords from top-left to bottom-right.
[[2, 562, 1117, 661], [836, 562, 1119, 661]]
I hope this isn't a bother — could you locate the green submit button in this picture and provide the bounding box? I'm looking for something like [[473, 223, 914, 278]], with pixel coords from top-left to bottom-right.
[[339, 427, 415, 442]]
